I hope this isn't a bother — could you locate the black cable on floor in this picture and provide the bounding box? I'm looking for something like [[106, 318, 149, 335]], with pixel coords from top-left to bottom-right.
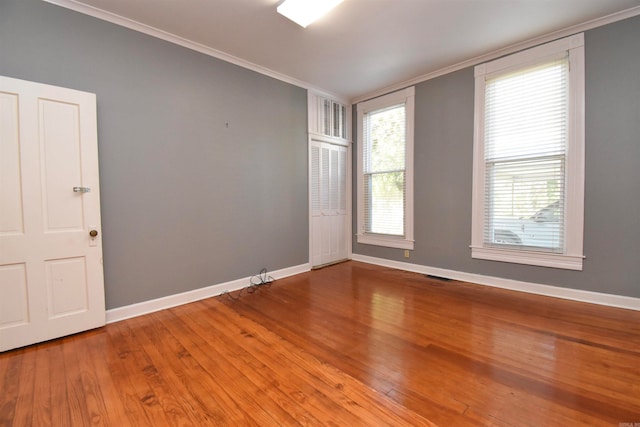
[[224, 268, 274, 301]]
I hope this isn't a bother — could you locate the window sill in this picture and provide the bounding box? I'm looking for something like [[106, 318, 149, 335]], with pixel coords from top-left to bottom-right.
[[357, 234, 414, 250], [471, 246, 584, 270]]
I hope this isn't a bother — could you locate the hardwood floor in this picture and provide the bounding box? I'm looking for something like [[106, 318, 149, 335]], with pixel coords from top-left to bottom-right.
[[1, 261, 639, 426]]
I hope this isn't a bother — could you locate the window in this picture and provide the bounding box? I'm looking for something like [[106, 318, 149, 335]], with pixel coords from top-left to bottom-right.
[[357, 87, 414, 249], [308, 92, 348, 140], [471, 34, 585, 270]]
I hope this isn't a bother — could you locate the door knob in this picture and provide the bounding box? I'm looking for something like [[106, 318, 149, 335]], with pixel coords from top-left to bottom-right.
[[89, 229, 98, 237]]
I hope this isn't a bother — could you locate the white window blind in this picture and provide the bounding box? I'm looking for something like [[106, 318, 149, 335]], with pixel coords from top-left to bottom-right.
[[363, 103, 407, 236], [484, 57, 568, 252]]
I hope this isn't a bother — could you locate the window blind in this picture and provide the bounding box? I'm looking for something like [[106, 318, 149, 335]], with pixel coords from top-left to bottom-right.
[[484, 57, 568, 252], [363, 103, 406, 236]]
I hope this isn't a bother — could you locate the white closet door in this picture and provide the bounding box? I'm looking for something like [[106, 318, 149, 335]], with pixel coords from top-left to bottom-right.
[[0, 76, 105, 352], [310, 140, 348, 267]]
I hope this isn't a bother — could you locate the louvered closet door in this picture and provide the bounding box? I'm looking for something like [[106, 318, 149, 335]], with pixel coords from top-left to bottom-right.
[[310, 141, 348, 267]]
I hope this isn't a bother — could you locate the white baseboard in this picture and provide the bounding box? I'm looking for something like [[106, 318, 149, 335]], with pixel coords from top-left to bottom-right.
[[106, 263, 311, 324], [107, 255, 639, 322], [351, 254, 640, 311]]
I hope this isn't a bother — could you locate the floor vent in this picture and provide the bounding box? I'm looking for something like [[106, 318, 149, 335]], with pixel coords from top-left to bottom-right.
[[425, 274, 452, 282]]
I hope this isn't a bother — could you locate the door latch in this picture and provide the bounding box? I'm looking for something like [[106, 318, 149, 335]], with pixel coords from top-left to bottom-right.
[[73, 187, 91, 193], [89, 226, 98, 247]]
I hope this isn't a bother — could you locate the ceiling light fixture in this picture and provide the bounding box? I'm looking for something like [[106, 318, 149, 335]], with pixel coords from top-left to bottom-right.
[[277, 0, 344, 28]]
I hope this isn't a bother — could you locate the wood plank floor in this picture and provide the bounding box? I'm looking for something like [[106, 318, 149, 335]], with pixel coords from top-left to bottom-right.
[[1, 261, 639, 426]]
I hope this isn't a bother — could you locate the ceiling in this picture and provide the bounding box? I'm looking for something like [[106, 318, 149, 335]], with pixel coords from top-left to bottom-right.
[[52, 0, 640, 102]]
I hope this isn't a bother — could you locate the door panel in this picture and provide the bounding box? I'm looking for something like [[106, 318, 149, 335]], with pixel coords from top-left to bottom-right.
[[0, 92, 24, 236], [0, 76, 105, 352], [40, 99, 85, 232], [321, 146, 330, 212], [45, 257, 89, 318], [330, 149, 338, 211], [338, 149, 347, 213], [0, 263, 29, 328]]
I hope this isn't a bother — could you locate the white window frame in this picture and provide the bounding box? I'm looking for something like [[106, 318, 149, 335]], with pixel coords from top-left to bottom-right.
[[356, 86, 415, 250], [471, 34, 585, 270]]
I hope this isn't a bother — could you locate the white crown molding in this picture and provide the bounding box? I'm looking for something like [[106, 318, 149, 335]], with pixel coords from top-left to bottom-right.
[[352, 5, 640, 104], [41, 0, 346, 102], [351, 254, 640, 312], [42, 0, 639, 105], [105, 263, 311, 324]]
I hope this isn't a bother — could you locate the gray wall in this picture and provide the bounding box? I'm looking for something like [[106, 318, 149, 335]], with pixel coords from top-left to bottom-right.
[[353, 14, 640, 298], [0, 0, 309, 309]]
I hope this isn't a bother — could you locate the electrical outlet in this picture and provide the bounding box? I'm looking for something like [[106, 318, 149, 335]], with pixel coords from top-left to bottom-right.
[[404, 249, 410, 258]]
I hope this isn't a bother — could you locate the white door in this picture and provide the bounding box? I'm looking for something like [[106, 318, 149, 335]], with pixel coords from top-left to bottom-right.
[[311, 140, 348, 267], [0, 76, 105, 352]]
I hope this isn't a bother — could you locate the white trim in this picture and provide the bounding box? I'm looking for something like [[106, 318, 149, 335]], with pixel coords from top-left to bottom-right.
[[351, 254, 640, 312], [42, 0, 640, 105], [347, 143, 353, 259], [352, 6, 640, 104], [41, 0, 347, 103], [470, 247, 584, 271], [356, 234, 414, 250], [481, 34, 583, 75], [309, 133, 350, 147], [566, 41, 586, 260], [105, 263, 311, 323]]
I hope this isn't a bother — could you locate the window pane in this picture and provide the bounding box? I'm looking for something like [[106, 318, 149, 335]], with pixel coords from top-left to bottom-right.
[[340, 104, 347, 139], [323, 99, 331, 136], [364, 171, 405, 236], [486, 157, 565, 251], [485, 60, 568, 161], [333, 101, 341, 137], [364, 104, 406, 173]]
